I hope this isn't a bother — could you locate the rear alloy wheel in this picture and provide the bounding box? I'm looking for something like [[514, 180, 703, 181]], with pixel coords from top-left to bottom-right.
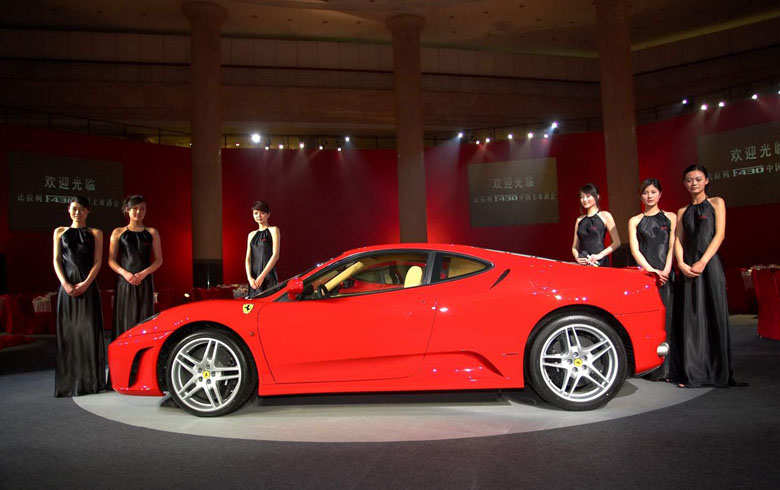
[[528, 314, 627, 411], [166, 330, 256, 417]]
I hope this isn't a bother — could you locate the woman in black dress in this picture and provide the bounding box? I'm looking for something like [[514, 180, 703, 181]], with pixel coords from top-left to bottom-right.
[[628, 178, 677, 381], [571, 183, 621, 267], [108, 195, 162, 339], [52, 196, 106, 397], [674, 165, 736, 387], [245, 201, 280, 296]]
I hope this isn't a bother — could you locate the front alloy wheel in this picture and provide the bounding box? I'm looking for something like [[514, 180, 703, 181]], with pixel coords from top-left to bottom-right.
[[528, 314, 627, 411], [166, 330, 256, 417]]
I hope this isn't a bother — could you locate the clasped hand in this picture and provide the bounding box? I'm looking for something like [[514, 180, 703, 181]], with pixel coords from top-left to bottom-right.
[[123, 270, 146, 286]]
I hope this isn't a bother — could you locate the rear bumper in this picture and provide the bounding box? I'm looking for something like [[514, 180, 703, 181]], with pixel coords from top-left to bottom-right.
[[615, 309, 667, 374]]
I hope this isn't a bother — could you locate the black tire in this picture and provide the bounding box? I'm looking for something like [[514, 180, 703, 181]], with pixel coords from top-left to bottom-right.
[[528, 314, 627, 411], [165, 329, 257, 417]]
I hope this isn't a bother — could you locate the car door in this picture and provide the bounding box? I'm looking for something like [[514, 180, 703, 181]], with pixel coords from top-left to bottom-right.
[[257, 251, 436, 383]]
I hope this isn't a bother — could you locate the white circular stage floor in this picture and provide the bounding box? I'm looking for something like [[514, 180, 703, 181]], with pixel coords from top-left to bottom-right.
[[75, 379, 709, 443]]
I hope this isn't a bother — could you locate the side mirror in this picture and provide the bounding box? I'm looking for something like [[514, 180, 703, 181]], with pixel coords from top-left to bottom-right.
[[287, 278, 304, 300]]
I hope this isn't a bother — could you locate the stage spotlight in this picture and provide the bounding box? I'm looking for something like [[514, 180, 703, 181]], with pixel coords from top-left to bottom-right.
[[718, 101, 726, 107], [682, 98, 688, 105], [476, 139, 481, 145], [700, 103, 708, 111], [457, 132, 464, 139], [543, 133, 549, 139], [337, 147, 342, 152], [345, 136, 351, 142], [527, 132, 534, 139], [278, 144, 284, 149], [319, 144, 324, 150], [551, 121, 558, 129], [299, 142, 305, 149], [507, 133, 513, 140], [235, 143, 240, 147], [251, 133, 261, 144], [486, 137, 491, 143], [751, 93, 759, 100], [264, 145, 270, 150]]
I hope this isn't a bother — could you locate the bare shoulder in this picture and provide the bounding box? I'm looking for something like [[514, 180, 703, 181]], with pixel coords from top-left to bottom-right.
[[247, 229, 258, 240], [146, 227, 160, 237], [628, 213, 642, 226], [91, 228, 103, 239], [270, 226, 280, 234], [709, 196, 726, 209], [598, 210, 614, 224], [664, 211, 677, 222], [53, 226, 68, 239], [676, 205, 688, 217], [111, 227, 125, 239]]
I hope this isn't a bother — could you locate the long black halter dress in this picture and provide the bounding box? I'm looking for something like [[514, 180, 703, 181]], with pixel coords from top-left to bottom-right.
[[576, 214, 610, 267], [112, 229, 155, 340], [248, 228, 278, 296], [55, 227, 106, 397], [637, 212, 675, 380], [675, 199, 733, 387]]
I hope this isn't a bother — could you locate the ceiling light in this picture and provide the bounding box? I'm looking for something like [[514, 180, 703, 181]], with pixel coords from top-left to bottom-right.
[[251, 133, 261, 144], [278, 144, 284, 149], [718, 101, 726, 107], [457, 132, 464, 139], [345, 136, 350, 142], [700, 103, 708, 111], [299, 142, 305, 149], [507, 133, 513, 140], [751, 93, 759, 100], [485, 137, 491, 143], [527, 132, 534, 138], [551, 121, 558, 129], [682, 98, 688, 105]]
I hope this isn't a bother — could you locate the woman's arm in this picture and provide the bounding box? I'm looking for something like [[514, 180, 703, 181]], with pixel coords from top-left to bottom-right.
[[675, 206, 697, 278], [691, 198, 726, 274], [246, 231, 257, 289], [72, 229, 103, 297], [591, 212, 621, 263], [52, 227, 74, 295], [628, 215, 660, 276], [108, 228, 138, 285], [572, 217, 588, 264], [135, 228, 163, 281], [661, 211, 677, 280], [255, 227, 281, 285]]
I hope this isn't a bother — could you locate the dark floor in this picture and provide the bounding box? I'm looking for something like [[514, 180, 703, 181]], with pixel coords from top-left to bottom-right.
[[1, 316, 779, 490]]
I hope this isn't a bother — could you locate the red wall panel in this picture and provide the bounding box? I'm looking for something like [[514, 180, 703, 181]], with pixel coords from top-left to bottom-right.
[[424, 132, 609, 261], [221, 148, 399, 283], [2, 95, 779, 294], [637, 96, 780, 268], [0, 125, 192, 294]]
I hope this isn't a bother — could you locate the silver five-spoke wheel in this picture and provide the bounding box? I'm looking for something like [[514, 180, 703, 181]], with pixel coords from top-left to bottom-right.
[[166, 330, 257, 417], [528, 314, 626, 411]]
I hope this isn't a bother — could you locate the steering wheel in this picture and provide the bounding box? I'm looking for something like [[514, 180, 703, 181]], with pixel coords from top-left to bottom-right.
[[317, 284, 329, 299]]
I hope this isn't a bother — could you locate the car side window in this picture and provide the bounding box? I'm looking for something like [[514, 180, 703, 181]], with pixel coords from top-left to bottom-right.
[[433, 254, 490, 282], [302, 252, 430, 299]]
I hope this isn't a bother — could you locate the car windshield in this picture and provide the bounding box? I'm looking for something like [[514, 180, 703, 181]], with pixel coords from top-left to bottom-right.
[[247, 262, 325, 299]]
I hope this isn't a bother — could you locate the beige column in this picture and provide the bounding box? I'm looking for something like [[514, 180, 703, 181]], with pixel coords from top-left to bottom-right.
[[595, 0, 639, 264], [387, 14, 428, 243], [183, 1, 226, 287]]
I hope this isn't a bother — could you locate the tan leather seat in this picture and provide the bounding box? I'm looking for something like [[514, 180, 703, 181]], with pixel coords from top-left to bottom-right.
[[404, 266, 423, 288]]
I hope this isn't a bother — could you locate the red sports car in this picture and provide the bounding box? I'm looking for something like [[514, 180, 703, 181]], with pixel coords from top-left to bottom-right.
[[108, 244, 668, 417]]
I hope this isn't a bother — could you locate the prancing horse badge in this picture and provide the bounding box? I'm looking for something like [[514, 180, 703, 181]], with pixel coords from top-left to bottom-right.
[[242, 304, 254, 314]]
